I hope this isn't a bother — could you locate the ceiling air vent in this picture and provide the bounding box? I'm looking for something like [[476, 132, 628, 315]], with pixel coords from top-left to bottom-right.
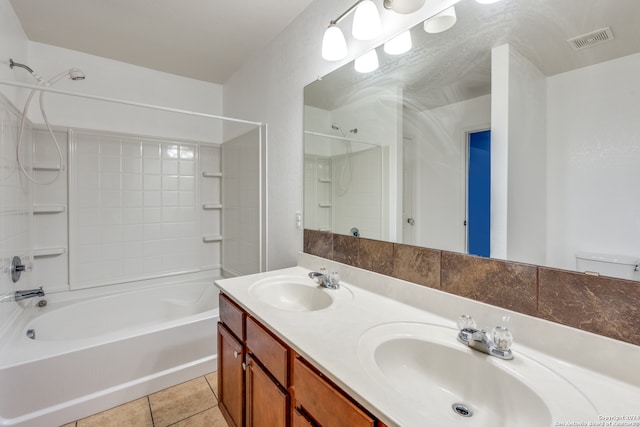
[[567, 27, 614, 50]]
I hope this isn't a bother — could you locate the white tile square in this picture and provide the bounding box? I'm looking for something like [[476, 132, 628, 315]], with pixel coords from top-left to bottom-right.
[[162, 159, 178, 175], [143, 175, 161, 191], [78, 244, 100, 263], [143, 191, 161, 207], [78, 227, 101, 245], [100, 156, 121, 173], [78, 189, 99, 208], [124, 207, 143, 224], [101, 173, 121, 190], [162, 222, 180, 239], [100, 190, 122, 207], [143, 223, 162, 240], [144, 240, 163, 257], [162, 207, 179, 222], [179, 161, 195, 176], [143, 207, 161, 223], [178, 207, 195, 222], [78, 262, 101, 283], [162, 175, 179, 190], [99, 139, 121, 156], [102, 243, 122, 260], [179, 145, 195, 160], [123, 191, 142, 207], [122, 141, 142, 157], [162, 191, 178, 207], [178, 176, 195, 191], [77, 154, 99, 174], [162, 144, 179, 159], [123, 174, 142, 191], [143, 158, 161, 174], [101, 225, 122, 243], [101, 207, 123, 225], [79, 208, 100, 227], [143, 143, 160, 158], [179, 191, 195, 207], [122, 224, 143, 242], [123, 157, 141, 174]]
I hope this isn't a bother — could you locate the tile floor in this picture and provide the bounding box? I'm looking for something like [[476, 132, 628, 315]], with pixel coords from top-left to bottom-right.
[[60, 372, 228, 427]]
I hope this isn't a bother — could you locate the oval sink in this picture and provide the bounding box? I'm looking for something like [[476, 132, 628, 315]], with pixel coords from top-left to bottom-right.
[[249, 275, 352, 312], [357, 322, 597, 426]]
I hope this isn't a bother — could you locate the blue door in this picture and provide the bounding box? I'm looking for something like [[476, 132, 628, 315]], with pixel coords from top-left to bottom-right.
[[468, 130, 491, 257]]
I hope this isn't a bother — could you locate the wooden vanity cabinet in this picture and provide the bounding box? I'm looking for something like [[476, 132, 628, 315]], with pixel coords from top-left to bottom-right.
[[293, 356, 376, 427], [217, 291, 386, 427], [218, 294, 246, 427], [245, 354, 288, 427]]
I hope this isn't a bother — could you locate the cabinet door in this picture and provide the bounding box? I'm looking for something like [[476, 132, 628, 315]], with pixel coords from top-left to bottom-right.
[[218, 323, 244, 427], [246, 354, 288, 427]]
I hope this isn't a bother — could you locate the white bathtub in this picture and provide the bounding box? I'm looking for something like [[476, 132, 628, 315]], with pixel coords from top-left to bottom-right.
[[0, 279, 219, 427]]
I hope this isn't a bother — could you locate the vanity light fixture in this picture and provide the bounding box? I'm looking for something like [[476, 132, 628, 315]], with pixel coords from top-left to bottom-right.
[[384, 30, 412, 55], [354, 49, 379, 73], [383, 0, 426, 14], [322, 24, 348, 61], [423, 5, 457, 34], [321, 0, 382, 61], [352, 0, 382, 41]]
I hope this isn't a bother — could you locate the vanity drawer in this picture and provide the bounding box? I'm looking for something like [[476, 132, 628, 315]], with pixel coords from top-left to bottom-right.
[[245, 316, 289, 387], [293, 357, 375, 427], [219, 293, 244, 340]]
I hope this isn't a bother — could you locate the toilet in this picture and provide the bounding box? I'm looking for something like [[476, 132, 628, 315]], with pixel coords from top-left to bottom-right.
[[575, 251, 639, 281]]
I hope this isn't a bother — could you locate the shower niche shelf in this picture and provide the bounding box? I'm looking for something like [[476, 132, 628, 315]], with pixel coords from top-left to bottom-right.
[[203, 235, 223, 243], [202, 171, 223, 178], [33, 162, 62, 171], [318, 178, 332, 183], [202, 203, 223, 210], [33, 205, 66, 214], [33, 247, 66, 257], [318, 202, 332, 208]]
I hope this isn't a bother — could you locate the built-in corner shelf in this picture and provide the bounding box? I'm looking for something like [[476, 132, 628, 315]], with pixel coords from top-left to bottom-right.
[[33, 247, 66, 257], [203, 235, 223, 243], [33, 205, 66, 214], [33, 162, 62, 171], [318, 202, 332, 208], [202, 171, 222, 178], [202, 203, 223, 210], [318, 178, 332, 183]]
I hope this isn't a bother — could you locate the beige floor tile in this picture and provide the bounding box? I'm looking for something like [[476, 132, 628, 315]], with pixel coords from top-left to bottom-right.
[[77, 397, 152, 427], [149, 377, 217, 427], [170, 407, 228, 427], [205, 371, 219, 399]]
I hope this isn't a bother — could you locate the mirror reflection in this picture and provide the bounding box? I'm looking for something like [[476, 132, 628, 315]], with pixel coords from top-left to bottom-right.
[[304, 0, 640, 279]]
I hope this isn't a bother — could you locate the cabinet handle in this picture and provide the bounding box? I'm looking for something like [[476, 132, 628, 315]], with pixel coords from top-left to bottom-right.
[[242, 361, 252, 371], [233, 350, 239, 358]]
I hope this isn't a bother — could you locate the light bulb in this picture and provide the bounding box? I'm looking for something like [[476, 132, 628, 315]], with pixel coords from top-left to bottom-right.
[[322, 25, 348, 61], [475, 0, 502, 4], [354, 49, 379, 73], [424, 6, 457, 34], [352, 0, 381, 41], [384, 30, 412, 55]]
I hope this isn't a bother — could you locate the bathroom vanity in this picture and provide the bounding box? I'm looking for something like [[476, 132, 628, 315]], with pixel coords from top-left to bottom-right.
[[215, 253, 640, 426]]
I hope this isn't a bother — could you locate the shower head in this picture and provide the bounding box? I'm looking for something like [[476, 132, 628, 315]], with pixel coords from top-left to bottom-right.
[[9, 58, 85, 85], [69, 68, 85, 81]]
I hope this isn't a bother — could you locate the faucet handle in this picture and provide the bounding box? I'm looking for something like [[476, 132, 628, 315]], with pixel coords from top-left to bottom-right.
[[492, 326, 513, 351], [329, 271, 340, 287], [456, 314, 477, 331]]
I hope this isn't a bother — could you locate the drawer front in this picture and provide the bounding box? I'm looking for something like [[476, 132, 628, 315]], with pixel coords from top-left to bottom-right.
[[246, 317, 289, 387], [294, 357, 375, 427], [219, 293, 244, 340]]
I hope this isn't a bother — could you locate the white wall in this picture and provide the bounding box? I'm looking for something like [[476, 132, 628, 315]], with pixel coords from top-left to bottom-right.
[[25, 42, 224, 143], [491, 44, 547, 265], [405, 94, 491, 253], [547, 52, 640, 271], [223, 0, 459, 270], [0, 0, 31, 333]]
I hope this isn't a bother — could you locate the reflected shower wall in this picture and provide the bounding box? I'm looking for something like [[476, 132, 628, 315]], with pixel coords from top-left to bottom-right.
[[304, 131, 386, 240]]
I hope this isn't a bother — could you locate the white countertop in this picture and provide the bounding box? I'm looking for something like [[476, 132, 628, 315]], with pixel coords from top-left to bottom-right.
[[214, 253, 640, 427]]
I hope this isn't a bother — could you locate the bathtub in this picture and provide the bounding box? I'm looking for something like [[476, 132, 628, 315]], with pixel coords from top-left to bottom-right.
[[0, 279, 219, 427]]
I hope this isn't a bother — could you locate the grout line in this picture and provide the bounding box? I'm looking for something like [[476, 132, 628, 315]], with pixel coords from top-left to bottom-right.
[[147, 396, 156, 427]]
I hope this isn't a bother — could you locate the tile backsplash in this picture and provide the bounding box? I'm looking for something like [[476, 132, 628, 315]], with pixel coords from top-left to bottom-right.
[[304, 230, 640, 346]]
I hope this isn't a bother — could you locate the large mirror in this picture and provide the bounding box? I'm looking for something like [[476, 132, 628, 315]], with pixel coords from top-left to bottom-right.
[[304, 0, 640, 278]]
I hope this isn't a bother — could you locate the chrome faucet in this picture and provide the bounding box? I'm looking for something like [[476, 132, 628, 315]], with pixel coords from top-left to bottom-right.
[[14, 287, 45, 301], [308, 269, 340, 289], [456, 315, 514, 360]]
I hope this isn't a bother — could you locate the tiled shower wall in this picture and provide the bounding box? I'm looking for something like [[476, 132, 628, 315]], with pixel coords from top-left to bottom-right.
[[304, 230, 640, 346], [0, 95, 32, 328]]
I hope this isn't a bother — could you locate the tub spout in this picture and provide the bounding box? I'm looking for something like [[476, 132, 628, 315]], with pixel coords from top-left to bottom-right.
[[15, 287, 45, 301]]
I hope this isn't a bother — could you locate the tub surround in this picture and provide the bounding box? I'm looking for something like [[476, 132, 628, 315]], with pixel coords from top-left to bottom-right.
[[215, 252, 640, 426], [304, 230, 640, 346]]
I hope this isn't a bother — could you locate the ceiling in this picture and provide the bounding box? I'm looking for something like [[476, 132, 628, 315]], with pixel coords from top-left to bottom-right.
[[305, 0, 640, 111], [9, 0, 315, 84]]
